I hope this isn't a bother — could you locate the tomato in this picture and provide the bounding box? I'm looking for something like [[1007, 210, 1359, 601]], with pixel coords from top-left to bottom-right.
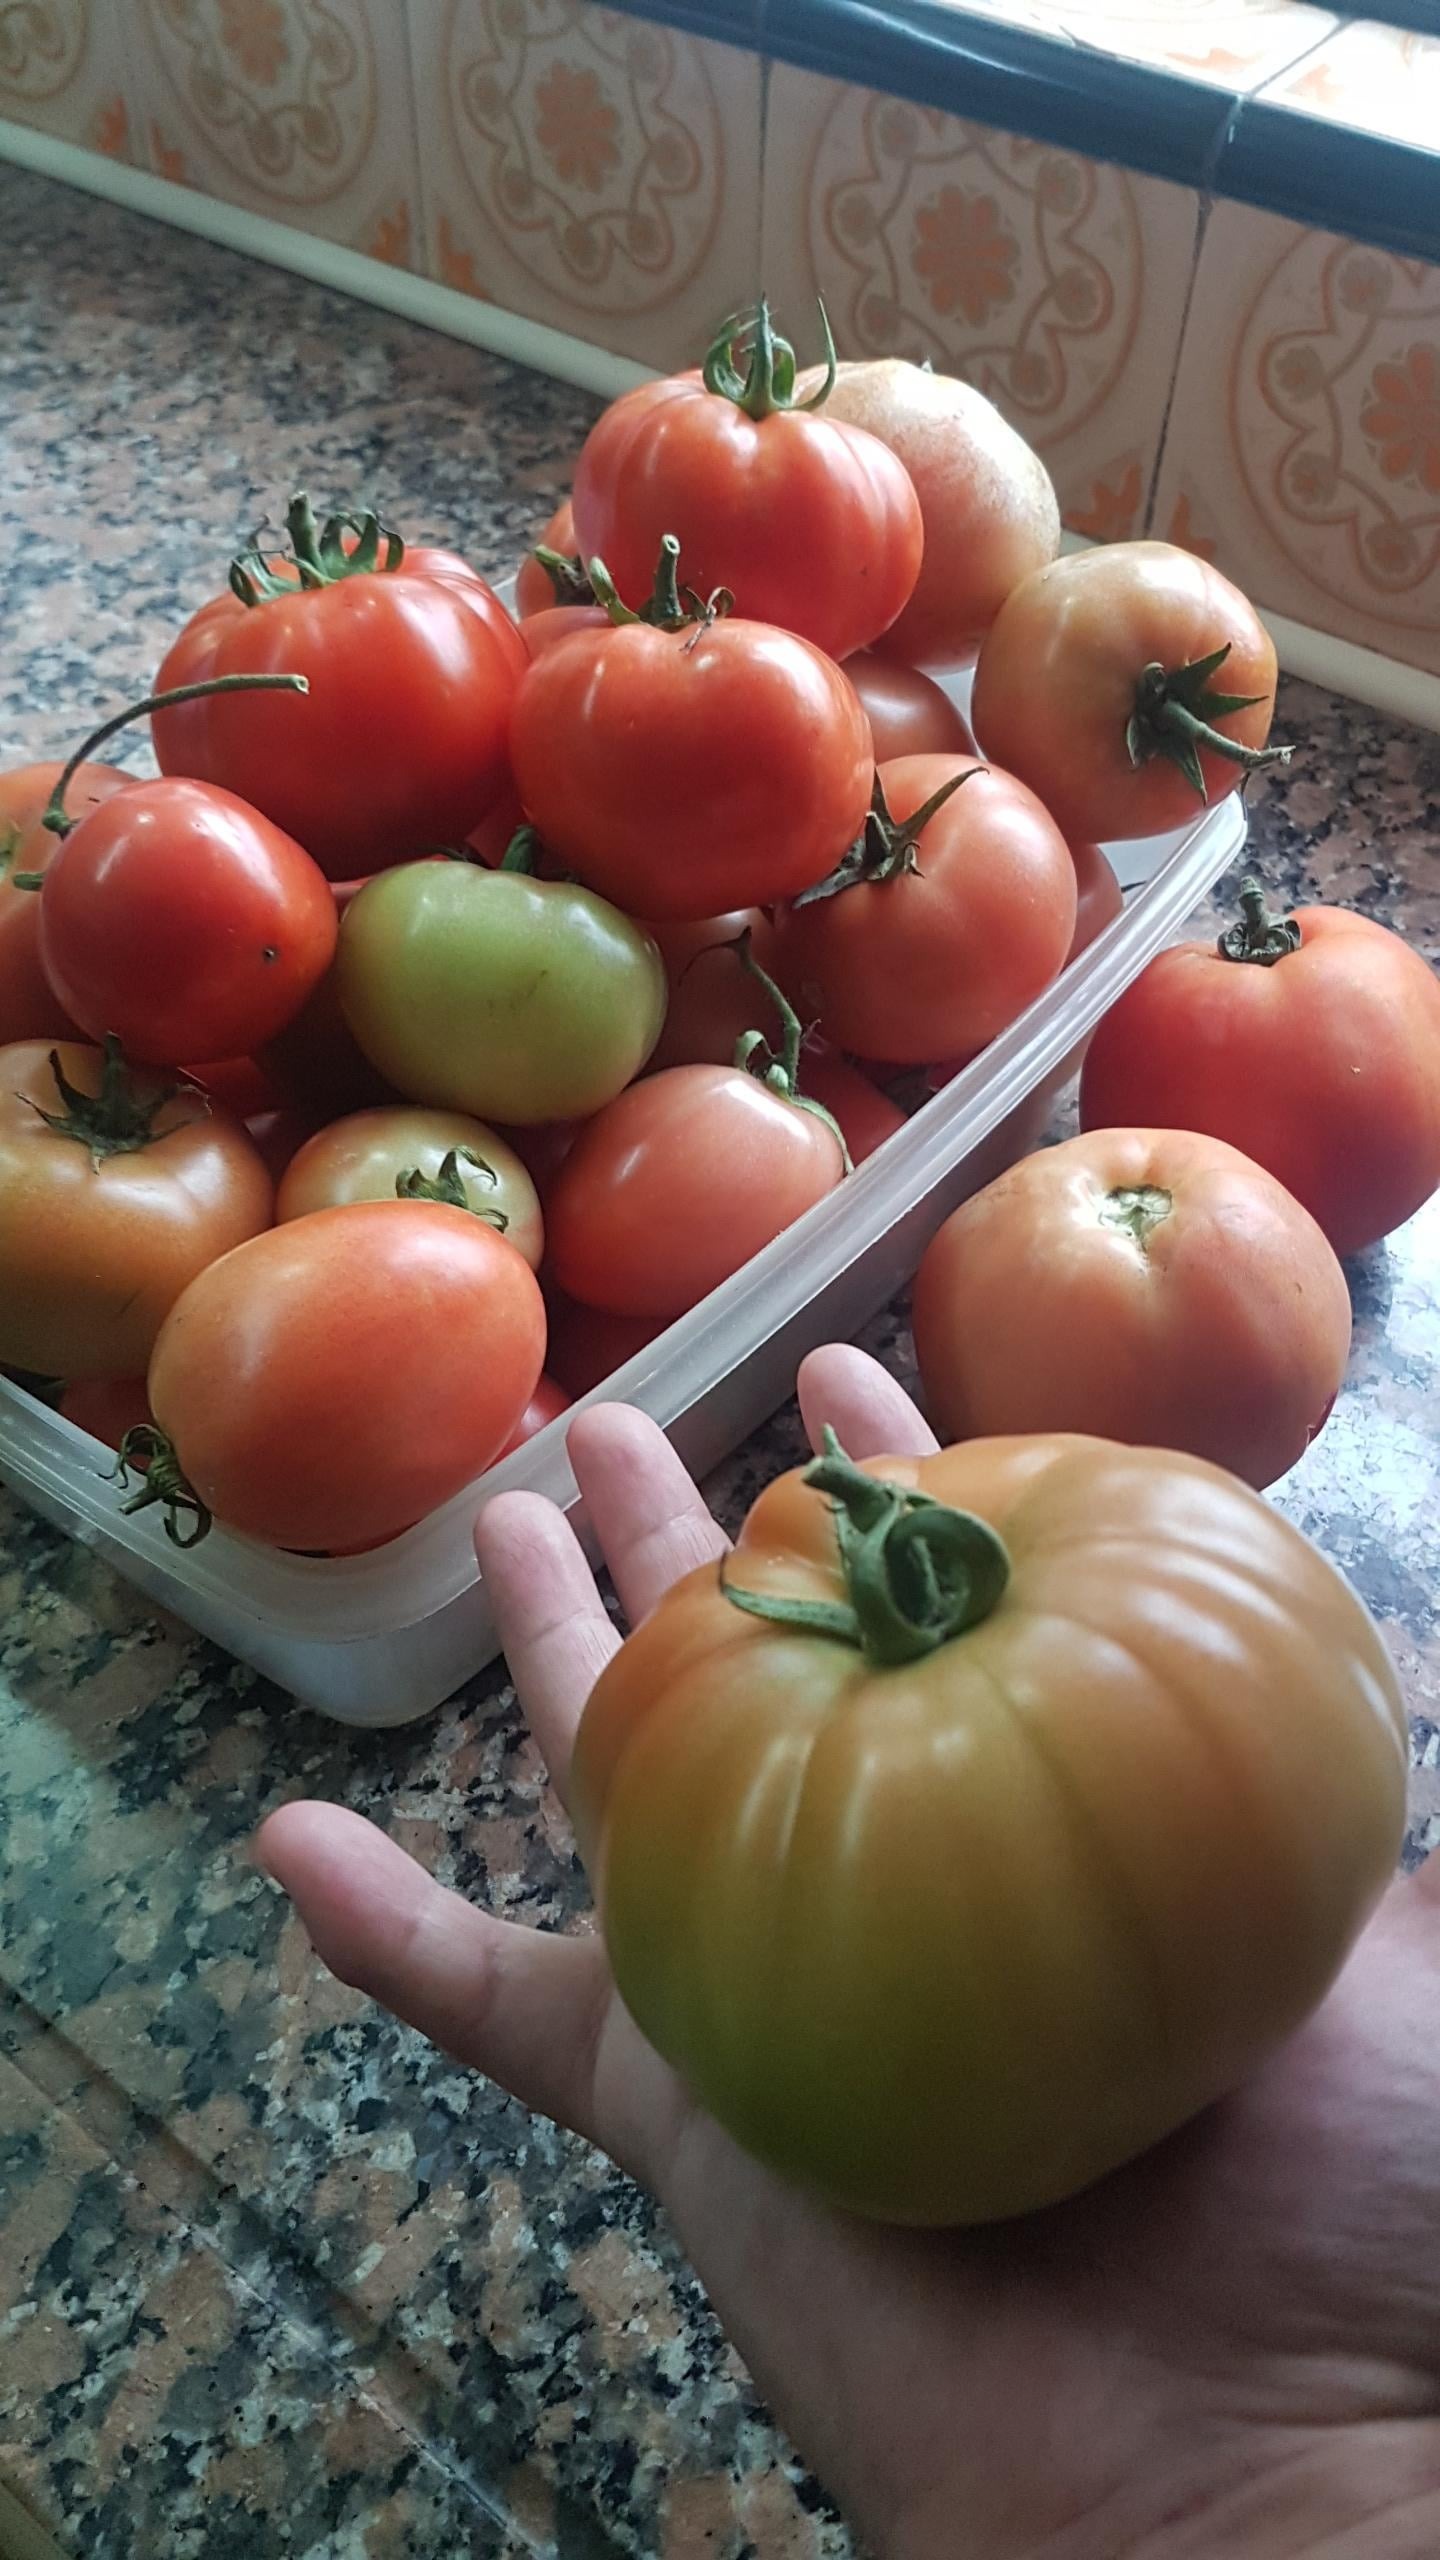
[[499, 1116, 583, 1204], [798, 1045, 905, 1164], [59, 1375, 152, 1450], [971, 543, 1285, 842], [136, 1203, 546, 1551], [259, 950, 398, 1120], [277, 1106, 543, 1268], [544, 1293, 662, 1398], [913, 1127, 1351, 1489], [39, 778, 337, 1065], [548, 1054, 848, 1321], [514, 498, 589, 619], [499, 1371, 571, 1456], [1067, 837, 1125, 963], [765, 756, 1075, 1065], [842, 653, 974, 762], [510, 586, 873, 920], [0, 1040, 272, 1378], [520, 602, 611, 661], [806, 361, 1060, 668], [1080, 884, 1440, 1257], [0, 761, 130, 1044], [337, 857, 666, 1124], [187, 1055, 284, 1118], [151, 497, 522, 878], [571, 308, 922, 662], [244, 1107, 320, 1183], [645, 909, 766, 1072], [572, 1429, 1406, 2223]]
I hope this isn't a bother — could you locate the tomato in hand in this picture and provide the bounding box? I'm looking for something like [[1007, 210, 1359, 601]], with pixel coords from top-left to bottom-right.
[[277, 1105, 543, 1267], [0, 1039, 272, 1378], [810, 361, 1061, 668], [572, 1429, 1406, 2223], [842, 653, 974, 762], [971, 543, 1286, 842], [571, 305, 922, 663], [338, 849, 666, 1124], [130, 1202, 545, 1552], [499, 1371, 571, 1456], [510, 547, 873, 920], [0, 761, 133, 1045], [1080, 883, 1440, 1258], [765, 756, 1075, 1065], [913, 1126, 1351, 1489], [151, 496, 522, 878]]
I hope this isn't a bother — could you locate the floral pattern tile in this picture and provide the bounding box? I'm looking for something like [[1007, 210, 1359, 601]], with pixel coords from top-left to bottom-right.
[[1152, 198, 1440, 671], [119, 0, 421, 265], [759, 61, 1200, 538], [408, 0, 763, 373], [1261, 16, 1440, 154], [0, 0, 140, 160], [928, 0, 1338, 92]]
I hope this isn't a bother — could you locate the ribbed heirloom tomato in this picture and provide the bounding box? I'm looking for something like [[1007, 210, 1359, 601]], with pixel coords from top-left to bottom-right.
[[571, 1432, 1407, 2224]]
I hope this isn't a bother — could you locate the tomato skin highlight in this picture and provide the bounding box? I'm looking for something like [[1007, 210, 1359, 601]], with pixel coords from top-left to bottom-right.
[[0, 762, 131, 1045], [547, 1065, 848, 1321], [913, 1127, 1352, 1490], [1080, 903, 1440, 1259], [572, 1433, 1407, 2224], [147, 1202, 546, 1552], [277, 1105, 544, 1268]]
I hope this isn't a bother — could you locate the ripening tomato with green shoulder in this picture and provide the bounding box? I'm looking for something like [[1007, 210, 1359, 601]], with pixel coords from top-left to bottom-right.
[[277, 1105, 543, 1268], [571, 1429, 1407, 2224], [1080, 880, 1440, 1258], [570, 304, 923, 663], [0, 1039, 273, 1379], [0, 761, 132, 1044], [971, 542, 1286, 842]]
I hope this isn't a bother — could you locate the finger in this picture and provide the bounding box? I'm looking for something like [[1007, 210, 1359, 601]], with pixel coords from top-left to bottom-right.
[[797, 1344, 940, 1462], [255, 1801, 611, 2143], [567, 1402, 729, 1626], [475, 1490, 619, 1808]]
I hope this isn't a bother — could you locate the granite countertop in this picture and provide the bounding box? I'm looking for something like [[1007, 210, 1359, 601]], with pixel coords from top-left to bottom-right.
[[1, 161, 1437, 2560]]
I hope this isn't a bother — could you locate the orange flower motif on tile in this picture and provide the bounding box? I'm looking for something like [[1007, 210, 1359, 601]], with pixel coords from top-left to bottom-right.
[[1360, 344, 1440, 495], [1164, 491, 1218, 564], [912, 186, 1019, 325], [437, 211, 490, 302], [367, 200, 411, 268], [533, 59, 620, 195], [93, 95, 131, 160], [217, 0, 291, 88], [150, 121, 191, 185], [1066, 460, 1142, 542]]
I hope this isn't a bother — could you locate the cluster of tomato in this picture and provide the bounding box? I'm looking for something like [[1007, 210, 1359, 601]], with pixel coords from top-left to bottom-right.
[[3, 301, 1438, 1559]]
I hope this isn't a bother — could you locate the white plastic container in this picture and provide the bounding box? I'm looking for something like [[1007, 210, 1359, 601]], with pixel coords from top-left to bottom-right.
[[0, 658, 1246, 1724]]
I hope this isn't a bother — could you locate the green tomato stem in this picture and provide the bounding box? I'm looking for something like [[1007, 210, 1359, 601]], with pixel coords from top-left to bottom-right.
[[727, 933, 852, 1172], [700, 297, 837, 419], [1099, 1185, 1172, 1252], [29, 1036, 190, 1168], [394, 1146, 507, 1229], [111, 1425, 212, 1549], [1216, 877, 1303, 967], [792, 765, 983, 909], [230, 492, 404, 605], [1125, 645, 1292, 802], [42, 671, 308, 839]]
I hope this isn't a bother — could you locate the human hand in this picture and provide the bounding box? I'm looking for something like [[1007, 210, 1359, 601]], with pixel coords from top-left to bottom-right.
[[257, 1348, 1440, 2560]]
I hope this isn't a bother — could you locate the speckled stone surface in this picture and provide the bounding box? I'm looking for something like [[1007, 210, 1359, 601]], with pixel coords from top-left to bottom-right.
[[1, 161, 1437, 2560]]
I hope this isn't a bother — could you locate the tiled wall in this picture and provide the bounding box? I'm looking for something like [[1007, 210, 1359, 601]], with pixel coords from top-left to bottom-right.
[[4, 0, 1437, 673]]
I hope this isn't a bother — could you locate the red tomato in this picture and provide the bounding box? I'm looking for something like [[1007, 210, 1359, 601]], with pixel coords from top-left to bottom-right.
[[141, 1203, 546, 1551], [259, 958, 397, 1119], [645, 909, 767, 1072], [798, 1045, 905, 1164], [499, 1371, 571, 1455], [151, 497, 522, 878], [510, 604, 873, 919], [59, 1375, 152, 1451], [0, 762, 130, 1044], [244, 1107, 321, 1183], [39, 778, 337, 1066], [548, 1062, 848, 1321], [520, 603, 611, 661], [187, 1055, 285, 1118], [276, 1106, 544, 1268], [842, 653, 975, 762], [571, 310, 922, 662], [1067, 838, 1125, 963], [765, 755, 1076, 1065], [1080, 887, 1440, 1257], [972, 543, 1284, 843], [514, 499, 587, 619], [545, 1293, 662, 1398], [913, 1127, 1352, 1491]]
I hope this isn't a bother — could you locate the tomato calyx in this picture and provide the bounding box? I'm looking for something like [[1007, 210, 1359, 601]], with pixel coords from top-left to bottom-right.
[[1100, 1184, 1172, 1252], [531, 545, 596, 608], [728, 934, 853, 1172], [111, 1425, 212, 1549], [1125, 644, 1291, 801], [394, 1145, 508, 1231], [1216, 876, 1304, 968], [229, 491, 403, 606], [701, 296, 837, 422], [791, 766, 981, 909], [28, 1037, 194, 1169], [722, 1427, 1011, 1664], [41, 671, 309, 842], [589, 533, 732, 636]]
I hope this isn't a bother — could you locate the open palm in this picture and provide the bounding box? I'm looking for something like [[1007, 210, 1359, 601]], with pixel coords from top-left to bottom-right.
[[258, 1349, 1440, 2560]]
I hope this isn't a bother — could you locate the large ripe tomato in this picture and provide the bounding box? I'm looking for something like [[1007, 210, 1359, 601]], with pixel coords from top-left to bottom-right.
[[39, 777, 337, 1065], [842, 652, 974, 762], [572, 1431, 1406, 2223], [571, 307, 922, 662], [0, 1040, 272, 1378], [151, 497, 523, 878], [1080, 883, 1440, 1258], [913, 1127, 1351, 1489], [807, 361, 1061, 668], [509, 584, 873, 920], [277, 1105, 543, 1268], [136, 1203, 545, 1551], [337, 856, 666, 1124], [514, 498, 590, 619], [971, 543, 1285, 842], [765, 755, 1076, 1065], [0, 761, 130, 1043]]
